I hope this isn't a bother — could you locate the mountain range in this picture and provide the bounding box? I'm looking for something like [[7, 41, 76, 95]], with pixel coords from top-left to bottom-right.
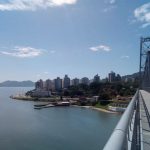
[[0, 80, 35, 87]]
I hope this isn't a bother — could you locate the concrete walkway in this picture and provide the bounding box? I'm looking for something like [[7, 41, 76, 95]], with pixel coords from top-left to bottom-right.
[[139, 90, 150, 150]]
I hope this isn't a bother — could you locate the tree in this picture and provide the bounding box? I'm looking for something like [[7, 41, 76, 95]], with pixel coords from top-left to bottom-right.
[[99, 93, 111, 105]]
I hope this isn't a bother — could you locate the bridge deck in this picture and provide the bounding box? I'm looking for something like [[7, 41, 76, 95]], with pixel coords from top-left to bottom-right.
[[139, 90, 150, 150]]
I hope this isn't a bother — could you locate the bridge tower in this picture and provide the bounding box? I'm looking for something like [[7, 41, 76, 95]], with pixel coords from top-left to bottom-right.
[[139, 37, 150, 91]]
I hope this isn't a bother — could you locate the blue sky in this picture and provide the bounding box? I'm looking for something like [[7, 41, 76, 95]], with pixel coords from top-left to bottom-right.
[[0, 0, 150, 82]]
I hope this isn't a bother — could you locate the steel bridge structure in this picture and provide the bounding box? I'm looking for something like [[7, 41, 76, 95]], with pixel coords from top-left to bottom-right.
[[103, 37, 150, 150]]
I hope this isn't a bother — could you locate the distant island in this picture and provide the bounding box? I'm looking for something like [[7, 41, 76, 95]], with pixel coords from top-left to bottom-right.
[[0, 80, 34, 87]]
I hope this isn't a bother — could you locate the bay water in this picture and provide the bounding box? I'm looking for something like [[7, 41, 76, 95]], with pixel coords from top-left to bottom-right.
[[0, 87, 120, 150]]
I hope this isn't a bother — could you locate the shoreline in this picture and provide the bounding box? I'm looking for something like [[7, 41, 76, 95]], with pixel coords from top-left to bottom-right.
[[72, 105, 118, 114], [11, 96, 120, 114]]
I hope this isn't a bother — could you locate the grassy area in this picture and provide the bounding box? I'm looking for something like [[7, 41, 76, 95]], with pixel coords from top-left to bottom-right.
[[94, 103, 109, 110]]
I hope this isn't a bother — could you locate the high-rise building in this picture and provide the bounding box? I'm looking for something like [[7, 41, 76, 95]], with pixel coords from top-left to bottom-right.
[[35, 81, 40, 89], [72, 78, 79, 86], [45, 79, 53, 91], [35, 79, 44, 89], [54, 77, 62, 91], [116, 74, 121, 81], [81, 77, 89, 85], [93, 74, 100, 83], [108, 71, 116, 83], [63, 75, 70, 88]]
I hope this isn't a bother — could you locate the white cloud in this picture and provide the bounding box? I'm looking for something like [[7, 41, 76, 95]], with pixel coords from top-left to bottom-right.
[[105, 0, 116, 4], [90, 44, 111, 52], [0, 0, 77, 11], [109, 0, 116, 4], [103, 0, 117, 12], [51, 0, 77, 6], [134, 3, 150, 28], [121, 55, 130, 59], [0, 46, 44, 58], [103, 5, 116, 12]]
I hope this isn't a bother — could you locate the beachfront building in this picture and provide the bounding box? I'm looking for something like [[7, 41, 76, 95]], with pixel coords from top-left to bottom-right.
[[31, 89, 51, 97]]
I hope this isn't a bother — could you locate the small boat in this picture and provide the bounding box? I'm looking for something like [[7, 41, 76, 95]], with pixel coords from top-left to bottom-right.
[[34, 104, 55, 109], [34, 103, 49, 107]]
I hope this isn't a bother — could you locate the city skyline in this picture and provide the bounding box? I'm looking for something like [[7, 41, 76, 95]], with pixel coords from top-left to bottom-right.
[[34, 72, 123, 91], [0, 0, 149, 82], [35, 72, 123, 84]]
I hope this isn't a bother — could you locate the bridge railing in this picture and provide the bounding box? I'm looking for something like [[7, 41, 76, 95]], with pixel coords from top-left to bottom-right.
[[103, 90, 139, 150]]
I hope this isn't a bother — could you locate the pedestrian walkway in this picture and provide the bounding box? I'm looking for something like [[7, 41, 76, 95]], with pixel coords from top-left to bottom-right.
[[139, 90, 150, 150]]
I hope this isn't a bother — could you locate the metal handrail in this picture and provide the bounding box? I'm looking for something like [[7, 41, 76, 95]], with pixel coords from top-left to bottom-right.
[[103, 91, 139, 150]]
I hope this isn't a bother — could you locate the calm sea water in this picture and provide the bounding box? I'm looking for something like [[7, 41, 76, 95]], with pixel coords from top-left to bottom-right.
[[0, 87, 120, 150]]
